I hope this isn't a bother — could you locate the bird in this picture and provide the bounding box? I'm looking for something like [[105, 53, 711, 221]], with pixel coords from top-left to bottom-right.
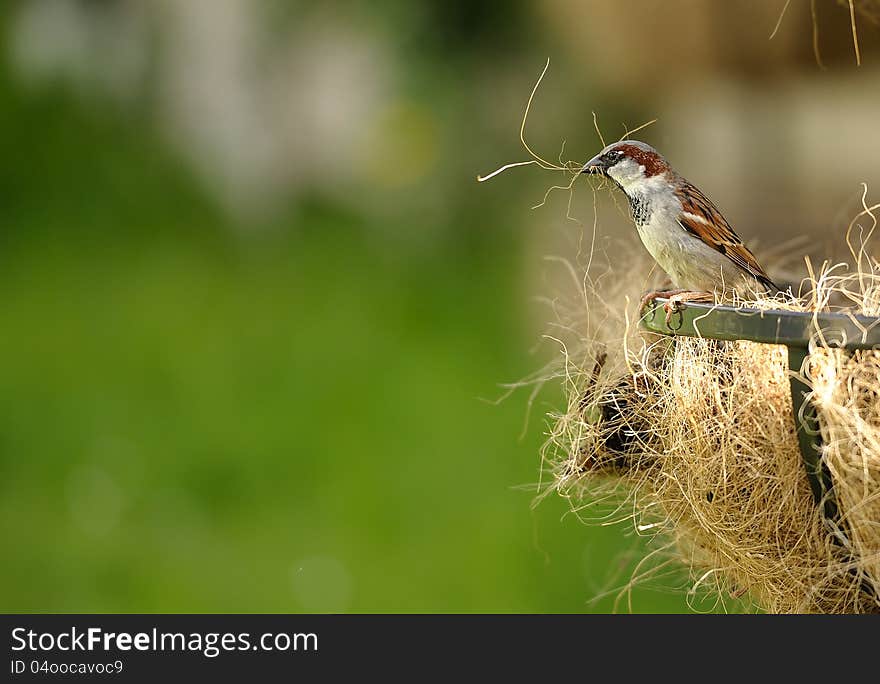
[[581, 140, 777, 317]]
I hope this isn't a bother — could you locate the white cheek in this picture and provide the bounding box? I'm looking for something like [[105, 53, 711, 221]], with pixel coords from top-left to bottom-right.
[[607, 163, 629, 183], [608, 159, 646, 187]]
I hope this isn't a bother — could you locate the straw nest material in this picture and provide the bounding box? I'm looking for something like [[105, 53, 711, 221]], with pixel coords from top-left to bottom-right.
[[543, 239, 880, 613]]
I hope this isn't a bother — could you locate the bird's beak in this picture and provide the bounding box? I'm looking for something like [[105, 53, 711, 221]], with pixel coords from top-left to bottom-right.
[[581, 152, 607, 176]]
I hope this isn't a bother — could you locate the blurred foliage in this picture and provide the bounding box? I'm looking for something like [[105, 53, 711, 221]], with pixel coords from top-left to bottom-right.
[[0, 30, 698, 612]]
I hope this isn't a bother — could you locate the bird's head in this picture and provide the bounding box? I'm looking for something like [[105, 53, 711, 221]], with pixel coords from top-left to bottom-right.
[[581, 140, 670, 192]]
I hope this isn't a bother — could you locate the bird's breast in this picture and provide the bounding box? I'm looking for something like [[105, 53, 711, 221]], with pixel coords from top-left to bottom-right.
[[636, 214, 728, 290], [636, 218, 681, 269]]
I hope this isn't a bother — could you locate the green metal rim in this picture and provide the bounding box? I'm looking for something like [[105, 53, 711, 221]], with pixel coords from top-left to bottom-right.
[[639, 299, 880, 351]]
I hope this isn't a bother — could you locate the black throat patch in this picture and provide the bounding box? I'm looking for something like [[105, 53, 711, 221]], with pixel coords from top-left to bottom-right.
[[628, 193, 651, 227]]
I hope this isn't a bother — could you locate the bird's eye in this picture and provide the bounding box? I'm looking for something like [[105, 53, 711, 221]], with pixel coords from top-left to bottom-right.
[[603, 150, 624, 164]]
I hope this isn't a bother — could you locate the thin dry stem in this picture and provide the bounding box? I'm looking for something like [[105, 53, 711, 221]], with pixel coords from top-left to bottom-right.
[[811, 0, 827, 69], [476, 61, 657, 227], [849, 0, 862, 66], [770, 0, 793, 40]]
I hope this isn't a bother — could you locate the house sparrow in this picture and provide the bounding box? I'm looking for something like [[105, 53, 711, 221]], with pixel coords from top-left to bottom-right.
[[582, 140, 777, 314]]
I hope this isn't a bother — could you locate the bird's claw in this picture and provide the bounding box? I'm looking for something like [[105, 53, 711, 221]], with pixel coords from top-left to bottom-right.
[[663, 299, 682, 327], [639, 290, 714, 328], [639, 289, 687, 317]]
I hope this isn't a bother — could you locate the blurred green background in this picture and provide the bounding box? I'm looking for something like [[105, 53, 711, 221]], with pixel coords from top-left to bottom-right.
[[1, 1, 878, 613]]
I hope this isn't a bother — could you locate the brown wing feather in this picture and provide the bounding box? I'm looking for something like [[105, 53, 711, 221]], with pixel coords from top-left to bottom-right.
[[674, 179, 776, 290]]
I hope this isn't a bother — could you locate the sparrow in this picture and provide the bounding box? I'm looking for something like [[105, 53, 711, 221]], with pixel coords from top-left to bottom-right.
[[581, 140, 777, 313]]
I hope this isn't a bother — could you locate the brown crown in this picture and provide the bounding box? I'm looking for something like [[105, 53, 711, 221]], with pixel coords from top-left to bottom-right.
[[614, 143, 669, 177]]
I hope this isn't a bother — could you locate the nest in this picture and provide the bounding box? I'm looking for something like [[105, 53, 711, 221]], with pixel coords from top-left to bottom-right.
[[543, 241, 880, 613]]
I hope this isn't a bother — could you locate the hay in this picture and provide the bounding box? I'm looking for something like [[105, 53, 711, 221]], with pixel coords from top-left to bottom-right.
[[543, 225, 880, 613]]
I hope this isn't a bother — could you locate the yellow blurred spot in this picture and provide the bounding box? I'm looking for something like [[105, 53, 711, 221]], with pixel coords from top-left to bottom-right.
[[362, 101, 438, 189]]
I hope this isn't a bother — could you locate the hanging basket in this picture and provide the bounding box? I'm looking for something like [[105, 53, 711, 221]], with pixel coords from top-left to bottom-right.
[[547, 283, 880, 613], [640, 297, 880, 517]]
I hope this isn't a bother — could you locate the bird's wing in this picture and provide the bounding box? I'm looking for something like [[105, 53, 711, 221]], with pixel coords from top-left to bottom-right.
[[674, 179, 776, 289]]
